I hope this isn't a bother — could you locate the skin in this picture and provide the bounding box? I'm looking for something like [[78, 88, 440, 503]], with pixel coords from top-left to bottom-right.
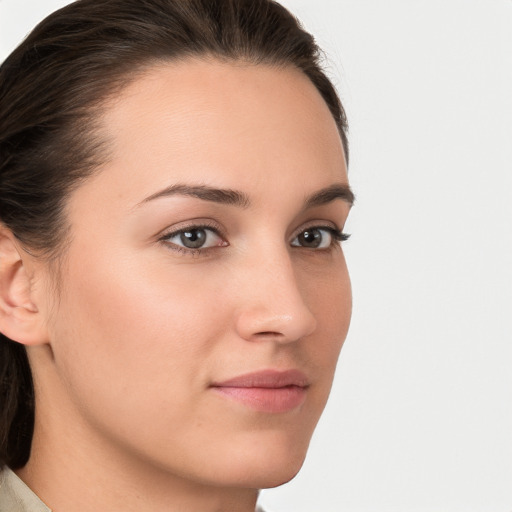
[[5, 60, 352, 512]]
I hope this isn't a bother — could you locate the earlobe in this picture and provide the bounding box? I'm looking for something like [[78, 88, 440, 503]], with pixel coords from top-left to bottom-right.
[[0, 227, 48, 346]]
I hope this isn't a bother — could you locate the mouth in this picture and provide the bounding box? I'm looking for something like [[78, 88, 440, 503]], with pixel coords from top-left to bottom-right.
[[210, 369, 309, 413]]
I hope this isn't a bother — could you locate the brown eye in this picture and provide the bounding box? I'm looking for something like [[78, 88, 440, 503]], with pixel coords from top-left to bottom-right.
[[298, 229, 323, 248], [291, 227, 337, 249]]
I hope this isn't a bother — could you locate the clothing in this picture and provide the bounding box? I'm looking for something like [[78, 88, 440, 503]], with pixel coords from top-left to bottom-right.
[[0, 466, 269, 512], [0, 468, 51, 512]]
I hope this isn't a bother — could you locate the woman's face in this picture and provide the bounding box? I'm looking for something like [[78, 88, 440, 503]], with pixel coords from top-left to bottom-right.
[[41, 60, 352, 488]]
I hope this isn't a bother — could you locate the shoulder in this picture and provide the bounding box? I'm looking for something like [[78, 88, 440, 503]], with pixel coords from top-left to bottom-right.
[[0, 467, 51, 512]]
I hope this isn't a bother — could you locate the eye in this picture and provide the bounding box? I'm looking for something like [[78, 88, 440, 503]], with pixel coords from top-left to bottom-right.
[[161, 226, 227, 251], [291, 226, 348, 249]]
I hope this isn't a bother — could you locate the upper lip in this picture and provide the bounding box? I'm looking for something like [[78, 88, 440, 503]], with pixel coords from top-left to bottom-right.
[[211, 369, 309, 389]]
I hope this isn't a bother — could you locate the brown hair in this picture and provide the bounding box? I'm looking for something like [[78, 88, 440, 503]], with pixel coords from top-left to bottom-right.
[[0, 0, 348, 469]]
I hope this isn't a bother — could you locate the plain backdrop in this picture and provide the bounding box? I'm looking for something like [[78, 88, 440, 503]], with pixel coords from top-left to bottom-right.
[[1, 1, 511, 511]]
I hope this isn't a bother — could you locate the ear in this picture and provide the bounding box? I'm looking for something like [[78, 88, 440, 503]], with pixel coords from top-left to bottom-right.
[[0, 227, 49, 346]]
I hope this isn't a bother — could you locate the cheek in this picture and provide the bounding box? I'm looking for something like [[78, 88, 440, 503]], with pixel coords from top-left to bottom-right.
[[301, 256, 351, 375], [49, 250, 228, 418], [304, 253, 352, 331]]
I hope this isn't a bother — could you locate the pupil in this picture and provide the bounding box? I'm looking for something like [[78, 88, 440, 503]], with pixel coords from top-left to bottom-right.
[[180, 229, 206, 248], [300, 229, 321, 248]]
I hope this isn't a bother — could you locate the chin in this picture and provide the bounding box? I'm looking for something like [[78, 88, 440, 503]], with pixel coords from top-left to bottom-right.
[[255, 461, 304, 489], [214, 431, 311, 489], [226, 456, 306, 490]]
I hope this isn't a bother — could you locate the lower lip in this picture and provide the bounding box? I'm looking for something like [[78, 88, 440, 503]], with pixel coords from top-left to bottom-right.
[[211, 385, 307, 413]]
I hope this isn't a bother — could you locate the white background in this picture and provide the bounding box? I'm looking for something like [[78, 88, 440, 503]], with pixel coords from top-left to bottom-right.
[[1, 1, 511, 511]]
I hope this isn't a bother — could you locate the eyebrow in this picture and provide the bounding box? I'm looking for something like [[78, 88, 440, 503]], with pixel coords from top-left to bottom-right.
[[139, 184, 250, 208], [138, 182, 354, 209], [304, 183, 355, 209]]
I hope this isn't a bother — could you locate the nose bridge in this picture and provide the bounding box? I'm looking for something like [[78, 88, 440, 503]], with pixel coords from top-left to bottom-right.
[[234, 244, 317, 343]]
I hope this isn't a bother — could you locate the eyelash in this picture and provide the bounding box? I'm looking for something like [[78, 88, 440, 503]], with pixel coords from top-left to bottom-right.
[[319, 228, 350, 243], [158, 223, 350, 256]]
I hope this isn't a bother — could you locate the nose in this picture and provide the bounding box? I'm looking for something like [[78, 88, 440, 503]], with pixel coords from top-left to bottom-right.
[[234, 249, 317, 344]]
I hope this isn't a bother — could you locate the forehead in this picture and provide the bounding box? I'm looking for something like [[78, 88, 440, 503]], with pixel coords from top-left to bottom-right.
[[89, 59, 347, 204]]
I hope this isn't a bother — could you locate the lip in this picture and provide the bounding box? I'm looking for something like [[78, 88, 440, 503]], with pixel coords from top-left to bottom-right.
[[210, 369, 309, 413]]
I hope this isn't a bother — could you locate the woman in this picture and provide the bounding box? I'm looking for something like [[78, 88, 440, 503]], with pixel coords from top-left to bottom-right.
[[0, 0, 353, 510]]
